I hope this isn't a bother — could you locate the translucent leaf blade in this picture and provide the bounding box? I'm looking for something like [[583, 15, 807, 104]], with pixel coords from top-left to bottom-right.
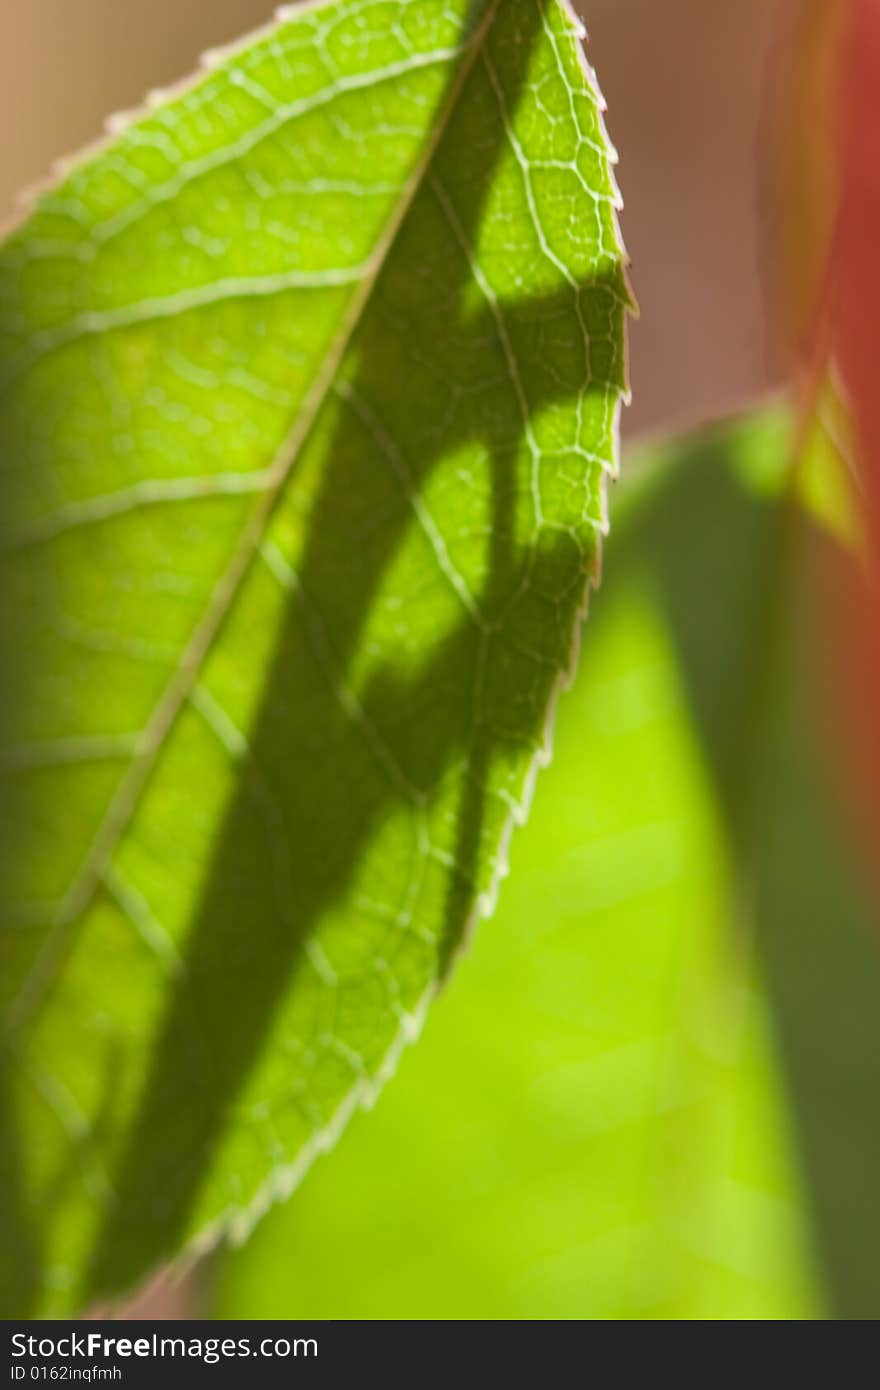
[[0, 0, 629, 1313]]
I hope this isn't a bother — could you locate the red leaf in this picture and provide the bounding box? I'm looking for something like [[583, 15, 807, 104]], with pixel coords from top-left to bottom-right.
[[818, 0, 880, 874]]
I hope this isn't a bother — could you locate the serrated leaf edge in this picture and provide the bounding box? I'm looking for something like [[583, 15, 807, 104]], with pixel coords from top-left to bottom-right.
[[3, 0, 632, 1309]]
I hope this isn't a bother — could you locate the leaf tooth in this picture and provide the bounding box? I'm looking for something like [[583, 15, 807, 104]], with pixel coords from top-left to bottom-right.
[[51, 150, 88, 180], [147, 79, 201, 113], [104, 109, 140, 138], [564, 0, 635, 315], [13, 177, 54, 218], [199, 42, 241, 72]]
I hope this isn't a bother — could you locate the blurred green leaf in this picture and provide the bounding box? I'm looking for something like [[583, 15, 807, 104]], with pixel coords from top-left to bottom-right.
[[0, 0, 629, 1314], [212, 406, 880, 1319]]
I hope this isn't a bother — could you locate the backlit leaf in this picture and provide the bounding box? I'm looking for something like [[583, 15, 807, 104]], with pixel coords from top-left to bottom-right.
[[0, 0, 629, 1314]]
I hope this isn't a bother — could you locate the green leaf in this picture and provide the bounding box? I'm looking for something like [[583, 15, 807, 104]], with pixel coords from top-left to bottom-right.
[[0, 0, 629, 1314], [212, 407, 880, 1319]]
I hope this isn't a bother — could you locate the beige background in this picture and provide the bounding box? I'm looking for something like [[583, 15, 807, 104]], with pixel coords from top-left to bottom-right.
[[0, 0, 779, 435]]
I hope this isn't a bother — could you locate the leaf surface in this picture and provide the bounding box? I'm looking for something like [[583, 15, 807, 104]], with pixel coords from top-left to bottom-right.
[[0, 0, 629, 1313]]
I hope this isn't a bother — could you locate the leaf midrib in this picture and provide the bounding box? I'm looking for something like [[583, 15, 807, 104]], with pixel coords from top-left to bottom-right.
[[8, 0, 503, 1032]]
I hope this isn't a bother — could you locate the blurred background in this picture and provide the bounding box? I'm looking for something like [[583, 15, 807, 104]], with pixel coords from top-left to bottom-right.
[[5, 1, 879, 1321]]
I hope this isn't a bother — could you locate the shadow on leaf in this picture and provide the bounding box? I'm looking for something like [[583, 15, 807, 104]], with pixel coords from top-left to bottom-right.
[[83, 0, 627, 1302]]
